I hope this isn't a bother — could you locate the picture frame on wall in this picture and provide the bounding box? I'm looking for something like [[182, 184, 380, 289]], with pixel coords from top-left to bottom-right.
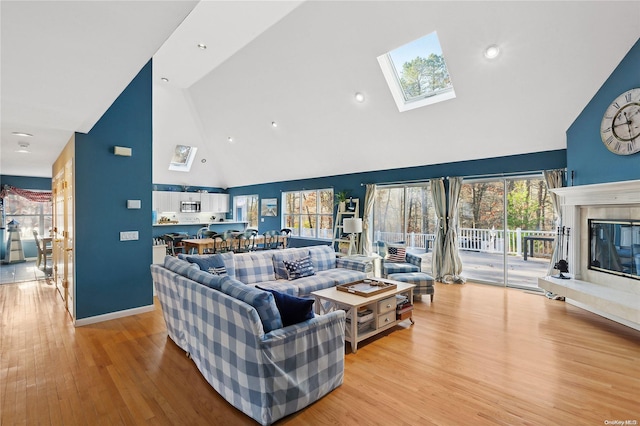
[[261, 198, 278, 216]]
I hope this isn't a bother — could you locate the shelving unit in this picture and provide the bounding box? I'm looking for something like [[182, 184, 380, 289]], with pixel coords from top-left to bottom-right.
[[332, 198, 359, 255]]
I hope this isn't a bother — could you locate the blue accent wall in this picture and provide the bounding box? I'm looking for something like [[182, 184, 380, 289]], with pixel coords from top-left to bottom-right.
[[567, 38, 640, 186], [73, 60, 153, 319], [228, 149, 567, 238]]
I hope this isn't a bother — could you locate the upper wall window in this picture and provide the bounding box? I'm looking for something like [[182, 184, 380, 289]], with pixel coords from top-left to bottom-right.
[[377, 31, 455, 112]]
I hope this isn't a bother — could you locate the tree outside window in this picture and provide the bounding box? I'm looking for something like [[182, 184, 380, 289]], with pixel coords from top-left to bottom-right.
[[282, 189, 333, 239]]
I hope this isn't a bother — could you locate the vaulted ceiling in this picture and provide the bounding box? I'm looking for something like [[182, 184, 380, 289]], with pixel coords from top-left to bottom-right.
[[2, 1, 639, 188]]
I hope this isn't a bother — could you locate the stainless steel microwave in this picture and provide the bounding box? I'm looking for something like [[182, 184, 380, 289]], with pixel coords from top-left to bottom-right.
[[180, 201, 201, 213]]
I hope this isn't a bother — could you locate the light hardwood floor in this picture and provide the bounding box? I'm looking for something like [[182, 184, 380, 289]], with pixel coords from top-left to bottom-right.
[[1, 279, 638, 425]]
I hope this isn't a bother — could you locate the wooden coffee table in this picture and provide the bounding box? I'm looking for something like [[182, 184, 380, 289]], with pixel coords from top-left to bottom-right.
[[312, 279, 414, 353]]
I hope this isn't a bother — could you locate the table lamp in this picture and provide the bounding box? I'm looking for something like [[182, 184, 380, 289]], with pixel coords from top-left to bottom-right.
[[343, 217, 362, 256]]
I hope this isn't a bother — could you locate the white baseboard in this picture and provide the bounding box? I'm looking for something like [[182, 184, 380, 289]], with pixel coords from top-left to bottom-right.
[[75, 303, 155, 327]]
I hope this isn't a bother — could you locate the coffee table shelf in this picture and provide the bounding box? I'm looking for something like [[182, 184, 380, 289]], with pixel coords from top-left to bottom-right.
[[312, 279, 415, 353]]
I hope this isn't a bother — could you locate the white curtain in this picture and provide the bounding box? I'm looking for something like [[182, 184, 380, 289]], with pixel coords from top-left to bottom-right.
[[361, 184, 376, 255], [430, 179, 446, 281], [544, 169, 564, 275], [442, 177, 465, 284]]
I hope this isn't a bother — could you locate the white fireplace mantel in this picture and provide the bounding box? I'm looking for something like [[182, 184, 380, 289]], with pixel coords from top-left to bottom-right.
[[540, 179, 640, 330], [551, 179, 640, 207]]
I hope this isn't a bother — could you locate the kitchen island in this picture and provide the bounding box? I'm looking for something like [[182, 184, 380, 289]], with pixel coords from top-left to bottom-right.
[[152, 221, 248, 238]]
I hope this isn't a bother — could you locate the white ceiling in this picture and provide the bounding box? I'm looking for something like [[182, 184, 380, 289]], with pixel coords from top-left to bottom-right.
[[3, 1, 639, 188]]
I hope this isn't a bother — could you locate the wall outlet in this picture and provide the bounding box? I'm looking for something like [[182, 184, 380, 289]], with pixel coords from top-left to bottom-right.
[[120, 231, 139, 241]]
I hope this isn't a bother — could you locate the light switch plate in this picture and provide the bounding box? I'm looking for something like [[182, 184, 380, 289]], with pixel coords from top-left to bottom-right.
[[127, 199, 141, 209], [120, 231, 139, 241]]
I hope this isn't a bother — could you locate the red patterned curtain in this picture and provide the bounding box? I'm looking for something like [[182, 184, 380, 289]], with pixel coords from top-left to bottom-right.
[[0, 185, 52, 202]]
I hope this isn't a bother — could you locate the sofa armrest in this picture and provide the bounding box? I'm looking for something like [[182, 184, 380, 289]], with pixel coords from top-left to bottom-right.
[[263, 310, 346, 345], [405, 252, 423, 267], [336, 257, 371, 273]]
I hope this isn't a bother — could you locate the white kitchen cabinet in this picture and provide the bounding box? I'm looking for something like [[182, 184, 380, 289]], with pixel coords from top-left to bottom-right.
[[212, 193, 229, 213], [200, 193, 214, 212], [152, 191, 180, 213]]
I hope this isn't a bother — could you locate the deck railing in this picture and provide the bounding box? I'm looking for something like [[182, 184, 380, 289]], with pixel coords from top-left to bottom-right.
[[374, 228, 555, 258]]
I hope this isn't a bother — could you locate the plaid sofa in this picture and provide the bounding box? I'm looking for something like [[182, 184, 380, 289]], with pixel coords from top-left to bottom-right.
[[180, 244, 370, 297], [150, 245, 369, 425]]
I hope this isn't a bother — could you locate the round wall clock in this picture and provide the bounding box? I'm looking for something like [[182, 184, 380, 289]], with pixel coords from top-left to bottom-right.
[[600, 88, 640, 155]]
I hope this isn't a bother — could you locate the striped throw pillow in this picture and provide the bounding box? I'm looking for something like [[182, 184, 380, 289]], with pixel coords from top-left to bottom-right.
[[283, 255, 316, 280], [387, 245, 406, 263]]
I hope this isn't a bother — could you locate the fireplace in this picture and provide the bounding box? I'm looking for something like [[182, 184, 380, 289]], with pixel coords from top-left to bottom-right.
[[538, 179, 640, 330], [588, 219, 640, 280]]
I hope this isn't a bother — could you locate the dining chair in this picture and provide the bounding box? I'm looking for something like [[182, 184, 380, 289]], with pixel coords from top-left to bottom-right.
[[32, 230, 53, 275], [280, 228, 292, 249]]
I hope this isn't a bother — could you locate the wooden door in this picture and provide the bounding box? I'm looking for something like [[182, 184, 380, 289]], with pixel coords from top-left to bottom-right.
[[63, 158, 74, 319], [52, 136, 75, 321], [52, 169, 65, 298]]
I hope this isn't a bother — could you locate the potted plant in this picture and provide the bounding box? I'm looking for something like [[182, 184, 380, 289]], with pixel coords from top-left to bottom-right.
[[335, 190, 348, 212]]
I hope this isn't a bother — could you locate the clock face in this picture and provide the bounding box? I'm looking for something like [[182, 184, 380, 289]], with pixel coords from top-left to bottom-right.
[[600, 88, 640, 155]]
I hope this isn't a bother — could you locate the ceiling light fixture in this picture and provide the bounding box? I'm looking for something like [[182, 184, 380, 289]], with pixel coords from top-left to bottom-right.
[[16, 141, 30, 153], [354, 92, 365, 103], [484, 44, 500, 59], [227, 137, 234, 144], [271, 121, 278, 128], [12, 132, 33, 137], [197, 43, 207, 50], [161, 77, 169, 82], [201, 158, 207, 163]]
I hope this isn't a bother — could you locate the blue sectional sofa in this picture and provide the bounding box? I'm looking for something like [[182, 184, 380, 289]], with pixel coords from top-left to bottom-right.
[[150, 245, 370, 425]]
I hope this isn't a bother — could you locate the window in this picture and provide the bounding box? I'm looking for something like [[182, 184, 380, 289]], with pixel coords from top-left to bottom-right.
[[377, 31, 455, 112], [4, 191, 52, 240], [234, 195, 259, 228], [373, 183, 436, 250], [282, 189, 333, 239]]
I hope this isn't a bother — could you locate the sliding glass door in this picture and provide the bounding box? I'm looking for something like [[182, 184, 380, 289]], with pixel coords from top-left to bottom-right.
[[458, 180, 505, 284], [458, 175, 555, 288]]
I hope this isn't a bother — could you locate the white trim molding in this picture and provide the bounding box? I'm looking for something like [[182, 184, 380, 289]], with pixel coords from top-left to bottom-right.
[[74, 304, 155, 327]]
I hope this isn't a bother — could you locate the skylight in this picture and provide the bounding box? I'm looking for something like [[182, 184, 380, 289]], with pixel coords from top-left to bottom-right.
[[169, 144, 198, 172], [378, 31, 455, 112]]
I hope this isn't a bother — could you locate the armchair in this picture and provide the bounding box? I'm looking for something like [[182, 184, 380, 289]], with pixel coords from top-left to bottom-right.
[[379, 242, 424, 277]]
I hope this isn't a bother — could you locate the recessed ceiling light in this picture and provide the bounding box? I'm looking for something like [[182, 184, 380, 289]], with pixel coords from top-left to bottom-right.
[[484, 44, 500, 59], [271, 121, 278, 128], [354, 92, 365, 103], [12, 132, 33, 137], [161, 77, 169, 82], [197, 43, 207, 50], [227, 137, 234, 144], [16, 141, 30, 153], [201, 158, 207, 163]]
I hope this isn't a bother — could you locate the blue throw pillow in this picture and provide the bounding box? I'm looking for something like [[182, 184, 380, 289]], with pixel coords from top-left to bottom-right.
[[257, 286, 315, 327], [282, 255, 315, 280], [186, 255, 227, 276]]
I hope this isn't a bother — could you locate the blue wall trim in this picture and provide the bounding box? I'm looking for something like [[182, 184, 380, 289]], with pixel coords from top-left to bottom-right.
[[228, 149, 567, 235], [567, 38, 640, 186], [1, 175, 52, 190], [74, 60, 153, 319]]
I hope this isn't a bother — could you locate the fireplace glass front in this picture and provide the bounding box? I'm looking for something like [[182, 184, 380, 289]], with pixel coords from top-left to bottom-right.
[[588, 219, 640, 280]]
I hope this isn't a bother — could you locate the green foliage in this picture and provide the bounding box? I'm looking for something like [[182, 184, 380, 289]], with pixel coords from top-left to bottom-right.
[[334, 190, 348, 205], [507, 181, 540, 229], [399, 53, 451, 99]]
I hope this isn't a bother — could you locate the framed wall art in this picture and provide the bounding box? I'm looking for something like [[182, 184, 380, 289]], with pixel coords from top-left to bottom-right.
[[261, 198, 278, 216]]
